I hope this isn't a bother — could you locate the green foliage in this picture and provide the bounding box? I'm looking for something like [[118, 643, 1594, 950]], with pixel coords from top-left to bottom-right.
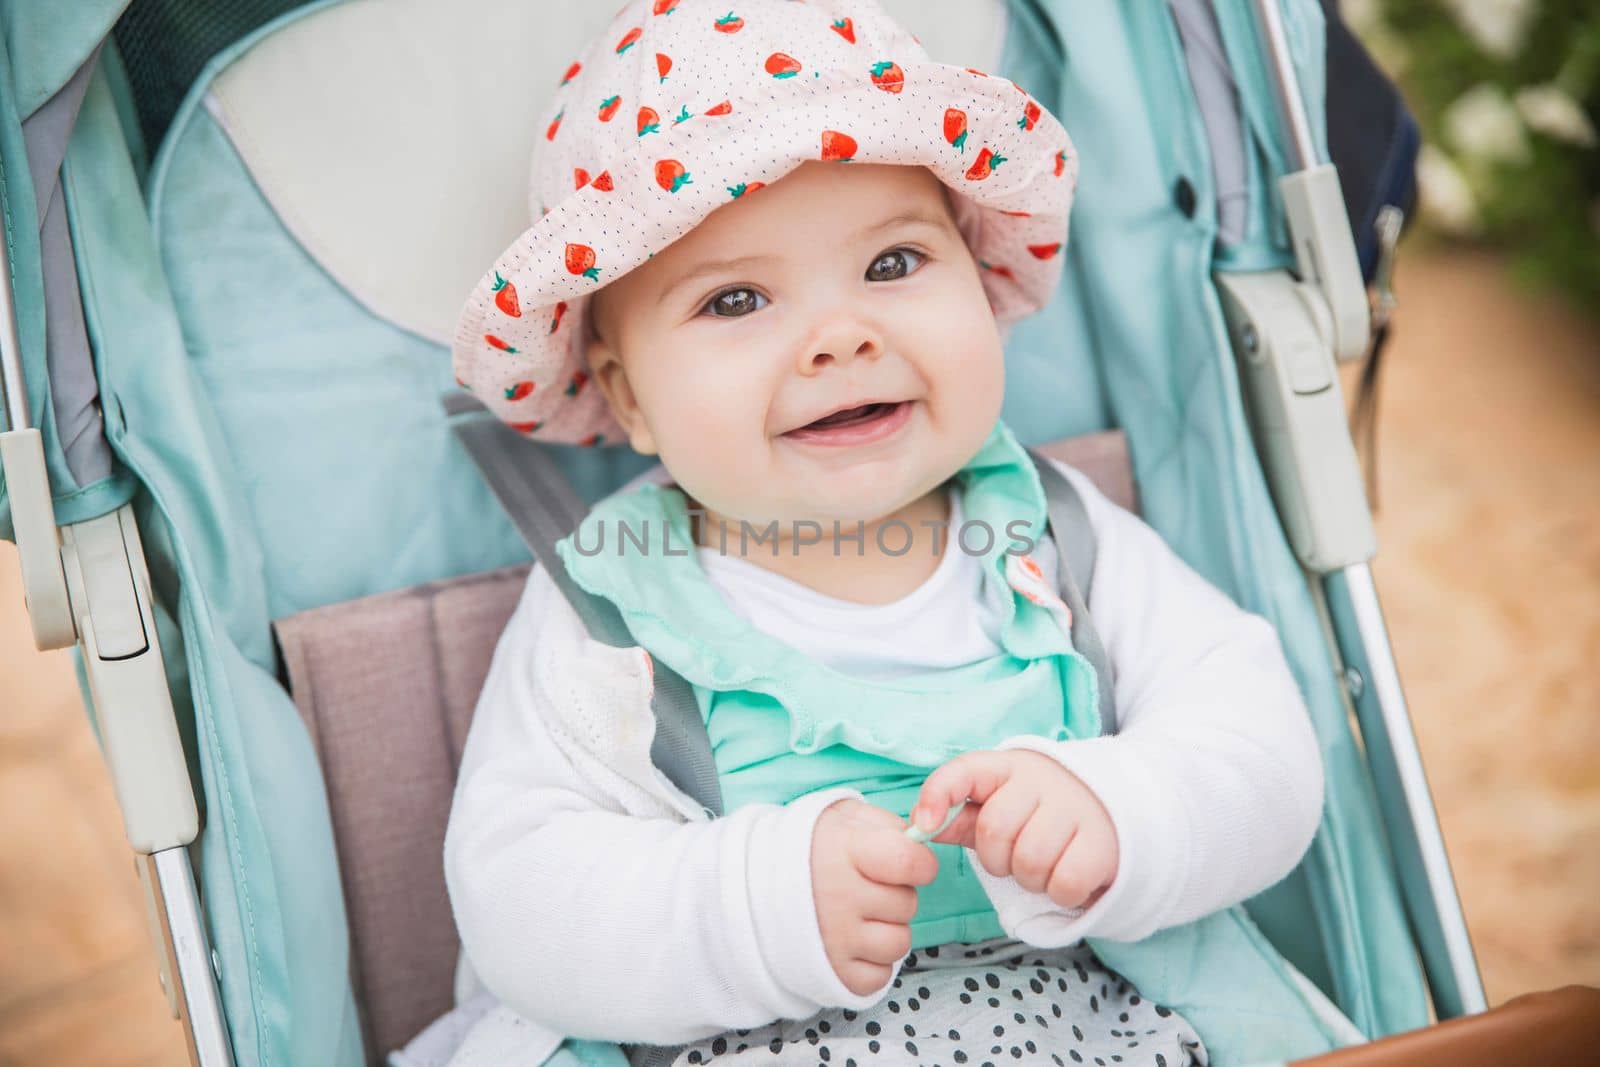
[[1363, 1, 1599, 313]]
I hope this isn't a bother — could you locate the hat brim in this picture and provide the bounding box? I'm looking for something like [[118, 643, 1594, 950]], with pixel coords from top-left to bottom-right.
[[454, 60, 1077, 445]]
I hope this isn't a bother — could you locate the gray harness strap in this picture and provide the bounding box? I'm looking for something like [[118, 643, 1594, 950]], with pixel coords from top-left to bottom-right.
[[1029, 450, 1119, 735], [445, 395, 725, 818]]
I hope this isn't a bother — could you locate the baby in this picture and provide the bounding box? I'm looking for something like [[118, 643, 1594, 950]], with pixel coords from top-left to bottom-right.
[[431, 3, 1326, 1065]]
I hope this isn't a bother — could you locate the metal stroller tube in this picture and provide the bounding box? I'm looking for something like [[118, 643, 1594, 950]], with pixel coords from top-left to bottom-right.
[[1322, 566, 1489, 1020], [1250, 0, 1318, 172], [0, 220, 30, 435], [142, 849, 239, 1067]]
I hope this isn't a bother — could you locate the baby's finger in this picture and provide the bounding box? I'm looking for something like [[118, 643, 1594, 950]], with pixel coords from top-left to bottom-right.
[[851, 919, 913, 967], [855, 834, 939, 888], [858, 881, 920, 925], [912, 751, 1016, 833], [1010, 804, 1077, 895], [1046, 821, 1117, 911], [837, 798, 910, 834], [972, 784, 1039, 879], [905, 799, 966, 844], [928, 802, 982, 848], [837, 959, 894, 999]]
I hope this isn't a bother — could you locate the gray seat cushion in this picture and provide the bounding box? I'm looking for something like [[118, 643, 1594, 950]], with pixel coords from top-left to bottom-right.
[[271, 431, 1135, 1060]]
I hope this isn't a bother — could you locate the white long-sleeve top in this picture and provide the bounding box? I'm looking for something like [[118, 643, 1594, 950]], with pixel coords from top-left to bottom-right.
[[439, 457, 1325, 1058]]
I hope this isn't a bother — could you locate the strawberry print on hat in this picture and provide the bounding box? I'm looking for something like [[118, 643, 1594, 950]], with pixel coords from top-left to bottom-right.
[[564, 243, 600, 280], [654, 159, 693, 192], [454, 0, 1080, 444], [764, 51, 802, 78], [491, 273, 521, 317], [819, 129, 857, 162], [869, 60, 904, 93], [965, 147, 1007, 180], [943, 107, 969, 151]]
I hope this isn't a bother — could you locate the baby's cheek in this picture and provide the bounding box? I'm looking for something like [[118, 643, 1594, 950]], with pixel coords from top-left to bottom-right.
[[637, 359, 752, 444], [930, 335, 1005, 436], [923, 285, 1004, 378]]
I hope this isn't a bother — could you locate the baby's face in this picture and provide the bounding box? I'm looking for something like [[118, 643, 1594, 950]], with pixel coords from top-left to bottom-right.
[[587, 161, 1004, 530]]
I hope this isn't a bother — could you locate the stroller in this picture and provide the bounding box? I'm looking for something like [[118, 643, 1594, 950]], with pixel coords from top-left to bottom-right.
[[2, 0, 1594, 1063]]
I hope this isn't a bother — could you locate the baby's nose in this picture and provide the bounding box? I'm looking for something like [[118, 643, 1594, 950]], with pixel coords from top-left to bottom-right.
[[800, 327, 884, 374]]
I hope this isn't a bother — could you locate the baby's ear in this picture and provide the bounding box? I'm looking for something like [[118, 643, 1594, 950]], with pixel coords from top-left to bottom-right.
[[585, 310, 658, 455]]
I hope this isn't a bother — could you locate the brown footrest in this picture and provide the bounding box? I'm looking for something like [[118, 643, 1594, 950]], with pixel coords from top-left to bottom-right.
[[1291, 985, 1600, 1067]]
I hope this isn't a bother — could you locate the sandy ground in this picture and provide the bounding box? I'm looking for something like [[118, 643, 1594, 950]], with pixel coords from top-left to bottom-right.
[[0, 248, 1595, 1063], [1347, 250, 1600, 1003]]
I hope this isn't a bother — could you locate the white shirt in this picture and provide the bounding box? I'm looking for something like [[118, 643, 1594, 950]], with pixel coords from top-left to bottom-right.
[[437, 458, 1326, 1057], [696, 488, 1010, 681]]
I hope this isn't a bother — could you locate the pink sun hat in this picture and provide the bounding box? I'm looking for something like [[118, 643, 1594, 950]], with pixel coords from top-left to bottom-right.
[[453, 0, 1079, 446]]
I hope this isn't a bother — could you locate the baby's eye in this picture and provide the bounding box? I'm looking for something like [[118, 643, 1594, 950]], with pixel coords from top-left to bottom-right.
[[866, 248, 925, 282], [703, 287, 768, 318]]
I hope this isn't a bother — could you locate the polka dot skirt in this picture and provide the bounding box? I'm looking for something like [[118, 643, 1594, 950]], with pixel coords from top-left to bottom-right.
[[665, 939, 1206, 1066]]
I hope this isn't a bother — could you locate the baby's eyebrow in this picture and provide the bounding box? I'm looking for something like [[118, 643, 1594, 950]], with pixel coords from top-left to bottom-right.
[[859, 207, 955, 239], [659, 254, 773, 305]]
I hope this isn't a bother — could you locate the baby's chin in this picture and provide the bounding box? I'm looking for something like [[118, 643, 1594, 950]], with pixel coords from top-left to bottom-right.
[[661, 413, 982, 534], [685, 472, 957, 539]]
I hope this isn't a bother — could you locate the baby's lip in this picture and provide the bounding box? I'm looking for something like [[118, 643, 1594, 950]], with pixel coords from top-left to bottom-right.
[[780, 397, 908, 435]]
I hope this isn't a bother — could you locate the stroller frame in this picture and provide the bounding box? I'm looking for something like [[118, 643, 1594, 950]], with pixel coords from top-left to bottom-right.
[[0, 2, 1485, 1063]]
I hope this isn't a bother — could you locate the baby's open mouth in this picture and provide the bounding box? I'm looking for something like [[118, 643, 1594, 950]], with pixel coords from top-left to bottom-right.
[[804, 402, 898, 429], [783, 400, 914, 446]]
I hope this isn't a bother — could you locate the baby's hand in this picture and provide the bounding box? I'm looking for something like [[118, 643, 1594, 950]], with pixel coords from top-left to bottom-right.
[[912, 750, 1119, 911], [811, 797, 938, 996]]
